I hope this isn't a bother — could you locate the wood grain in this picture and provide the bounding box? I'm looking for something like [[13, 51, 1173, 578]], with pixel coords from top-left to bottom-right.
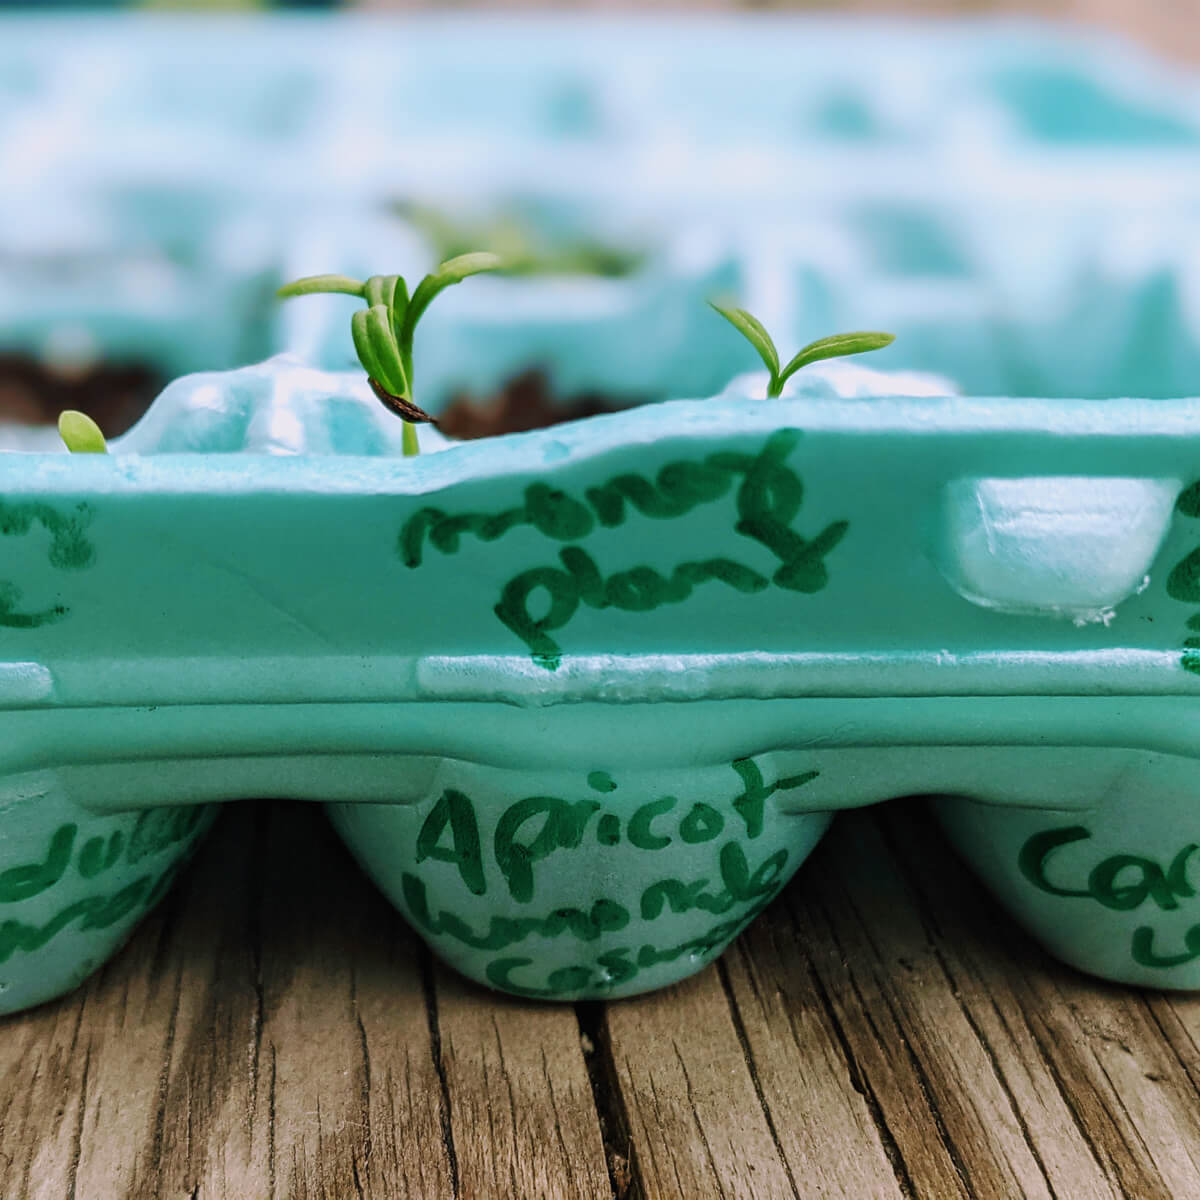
[[0, 802, 453, 1200], [879, 809, 1200, 1200], [801, 808, 1104, 1200], [3, 800, 1200, 1199], [604, 963, 798, 1199], [432, 962, 611, 1200], [719, 910, 908, 1199]]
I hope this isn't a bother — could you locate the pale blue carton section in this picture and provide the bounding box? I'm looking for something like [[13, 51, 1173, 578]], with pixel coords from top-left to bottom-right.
[[4, 359, 1200, 999], [5, 14, 1200, 1004], [4, 15, 1200, 400]]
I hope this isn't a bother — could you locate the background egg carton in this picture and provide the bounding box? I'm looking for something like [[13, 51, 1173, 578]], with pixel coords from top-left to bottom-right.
[[2, 13, 1200, 412]]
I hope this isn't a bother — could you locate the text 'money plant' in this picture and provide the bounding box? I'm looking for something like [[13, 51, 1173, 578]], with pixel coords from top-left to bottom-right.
[[277, 252, 503, 456], [710, 301, 894, 398]]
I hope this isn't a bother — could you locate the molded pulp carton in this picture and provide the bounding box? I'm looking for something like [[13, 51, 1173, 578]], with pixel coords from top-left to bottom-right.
[[3, 358, 1200, 1009], [4, 13, 1200, 1010]]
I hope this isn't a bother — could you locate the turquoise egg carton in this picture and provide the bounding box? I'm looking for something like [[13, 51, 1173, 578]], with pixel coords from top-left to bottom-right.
[[5, 13, 1200, 1011], [3, 357, 1200, 1010], [4, 14, 1200, 402]]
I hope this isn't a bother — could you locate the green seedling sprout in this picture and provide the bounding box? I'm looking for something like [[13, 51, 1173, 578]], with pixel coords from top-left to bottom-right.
[[57, 410, 107, 453], [709, 300, 895, 399], [277, 252, 503, 456]]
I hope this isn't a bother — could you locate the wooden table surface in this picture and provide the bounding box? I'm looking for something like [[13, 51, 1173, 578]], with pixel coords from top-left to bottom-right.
[[4, 796, 1200, 1199]]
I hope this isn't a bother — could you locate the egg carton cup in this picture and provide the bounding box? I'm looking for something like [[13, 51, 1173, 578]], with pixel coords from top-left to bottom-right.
[[0, 183, 281, 381], [2, 357, 1200, 1012]]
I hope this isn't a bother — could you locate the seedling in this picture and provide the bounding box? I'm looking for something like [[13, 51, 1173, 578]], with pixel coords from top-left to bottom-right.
[[57, 410, 107, 453], [277, 252, 502, 456], [710, 300, 894, 399]]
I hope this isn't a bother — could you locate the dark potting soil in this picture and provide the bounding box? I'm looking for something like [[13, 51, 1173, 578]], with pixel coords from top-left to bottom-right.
[[437, 369, 629, 439], [0, 353, 164, 438], [0, 357, 628, 444]]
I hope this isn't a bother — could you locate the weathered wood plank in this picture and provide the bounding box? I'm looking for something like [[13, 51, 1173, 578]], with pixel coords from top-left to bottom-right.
[[1066, 0, 1200, 62], [233, 801, 453, 1200], [720, 912, 908, 1199], [870, 804, 1200, 1200], [0, 801, 455, 1200], [1142, 991, 1200, 1160], [603, 962, 799, 1200], [0, 814, 250, 1200], [432, 961, 612, 1200], [0, 961, 119, 1200], [127, 799, 272, 1200], [783, 807, 1158, 1200]]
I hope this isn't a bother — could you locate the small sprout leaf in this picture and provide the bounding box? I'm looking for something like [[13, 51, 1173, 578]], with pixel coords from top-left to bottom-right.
[[276, 274, 365, 299], [390, 275, 412, 375], [709, 299, 781, 380], [365, 304, 407, 396], [385, 274, 408, 334], [435, 251, 506, 285], [364, 274, 392, 308], [711, 298, 896, 398], [403, 251, 504, 346], [780, 331, 895, 381], [58, 411, 107, 454], [351, 308, 386, 386]]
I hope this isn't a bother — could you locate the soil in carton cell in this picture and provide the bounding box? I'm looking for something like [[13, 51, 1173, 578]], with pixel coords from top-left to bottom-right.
[[438, 368, 631, 440], [0, 354, 164, 438]]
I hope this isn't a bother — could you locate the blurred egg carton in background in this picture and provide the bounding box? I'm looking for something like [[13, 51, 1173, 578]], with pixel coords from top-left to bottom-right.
[[1, 11, 1199, 421]]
